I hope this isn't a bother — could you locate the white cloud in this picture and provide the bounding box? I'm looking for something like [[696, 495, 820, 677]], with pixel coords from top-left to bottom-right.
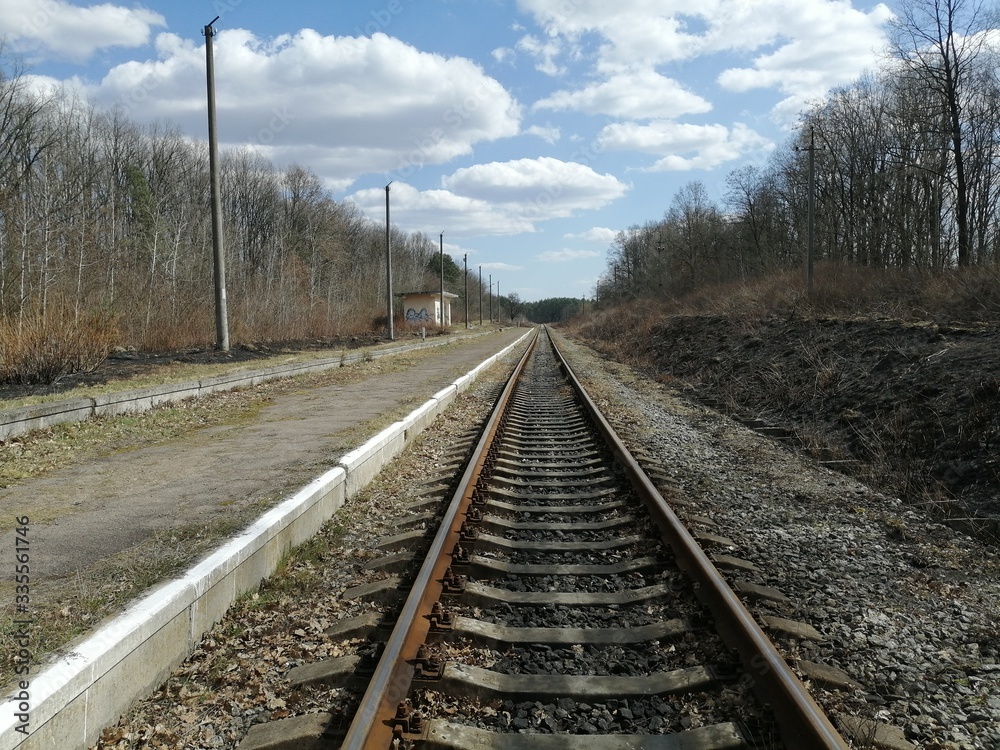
[[347, 182, 536, 237], [565, 227, 618, 244], [526, 124, 561, 143], [517, 0, 892, 119], [0, 0, 165, 61], [534, 69, 711, 119], [716, 3, 895, 121], [347, 158, 628, 238], [515, 34, 568, 76], [538, 248, 602, 262], [492, 47, 516, 64], [598, 120, 773, 171], [442, 157, 628, 217], [70, 29, 521, 189]]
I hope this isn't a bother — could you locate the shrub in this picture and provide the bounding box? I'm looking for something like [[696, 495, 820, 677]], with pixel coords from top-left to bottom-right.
[[0, 304, 120, 385]]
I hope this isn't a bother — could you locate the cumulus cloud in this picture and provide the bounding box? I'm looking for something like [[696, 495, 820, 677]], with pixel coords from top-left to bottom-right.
[[598, 120, 773, 171], [441, 157, 629, 218], [526, 124, 561, 143], [74, 29, 521, 188], [565, 227, 619, 244], [716, 2, 894, 121], [0, 0, 165, 61], [347, 182, 536, 237], [515, 34, 569, 76], [347, 158, 628, 237], [534, 69, 711, 120], [517, 0, 892, 120], [492, 47, 516, 65]]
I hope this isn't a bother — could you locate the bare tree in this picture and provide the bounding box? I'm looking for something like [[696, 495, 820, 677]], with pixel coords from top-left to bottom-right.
[[890, 0, 998, 266]]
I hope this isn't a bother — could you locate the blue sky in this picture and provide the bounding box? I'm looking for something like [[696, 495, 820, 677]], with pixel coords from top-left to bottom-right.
[[7, 0, 896, 301]]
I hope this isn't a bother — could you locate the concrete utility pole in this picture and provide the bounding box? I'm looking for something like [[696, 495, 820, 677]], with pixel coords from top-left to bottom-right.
[[488, 274, 492, 324], [464, 253, 469, 329], [807, 125, 815, 295], [385, 182, 394, 340], [204, 17, 229, 351], [796, 126, 817, 295], [497, 280, 501, 323], [439, 231, 445, 327], [478, 265, 482, 326]]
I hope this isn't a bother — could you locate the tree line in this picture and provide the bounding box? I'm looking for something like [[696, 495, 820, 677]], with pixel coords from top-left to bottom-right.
[[0, 51, 501, 360], [598, 0, 1000, 302]]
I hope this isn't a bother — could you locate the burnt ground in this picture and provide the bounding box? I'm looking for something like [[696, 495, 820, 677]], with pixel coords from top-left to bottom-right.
[[573, 315, 1000, 541], [0, 333, 390, 402]]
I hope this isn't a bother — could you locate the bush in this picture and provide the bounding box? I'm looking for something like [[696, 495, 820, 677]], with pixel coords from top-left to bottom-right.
[[0, 304, 119, 385]]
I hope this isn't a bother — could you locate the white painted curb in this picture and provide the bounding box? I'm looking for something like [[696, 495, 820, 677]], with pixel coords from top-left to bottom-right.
[[0, 329, 531, 750]]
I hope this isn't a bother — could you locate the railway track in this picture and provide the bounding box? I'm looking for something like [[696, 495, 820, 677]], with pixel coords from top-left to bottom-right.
[[289, 327, 851, 749]]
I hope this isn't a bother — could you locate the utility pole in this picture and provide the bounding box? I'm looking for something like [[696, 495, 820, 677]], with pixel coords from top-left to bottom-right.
[[796, 126, 816, 295], [439, 231, 445, 327], [204, 17, 229, 351], [478, 265, 482, 326], [488, 274, 492, 324], [464, 253, 469, 329], [385, 182, 394, 340], [807, 125, 815, 295], [497, 280, 501, 324]]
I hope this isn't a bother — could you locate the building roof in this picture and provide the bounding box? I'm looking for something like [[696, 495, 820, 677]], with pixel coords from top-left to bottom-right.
[[398, 291, 460, 299]]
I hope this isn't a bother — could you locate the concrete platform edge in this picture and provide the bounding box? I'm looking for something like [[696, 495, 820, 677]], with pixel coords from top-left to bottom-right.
[[0, 328, 531, 750]]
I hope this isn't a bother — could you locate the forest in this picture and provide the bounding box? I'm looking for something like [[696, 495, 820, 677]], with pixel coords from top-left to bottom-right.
[[597, 0, 1000, 304], [0, 48, 505, 383]]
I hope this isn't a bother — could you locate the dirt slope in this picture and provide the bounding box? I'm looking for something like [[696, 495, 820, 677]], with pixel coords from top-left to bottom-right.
[[574, 315, 1000, 539]]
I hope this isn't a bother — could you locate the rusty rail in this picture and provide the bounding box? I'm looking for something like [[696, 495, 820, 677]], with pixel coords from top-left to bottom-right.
[[338, 327, 539, 750], [549, 329, 850, 750]]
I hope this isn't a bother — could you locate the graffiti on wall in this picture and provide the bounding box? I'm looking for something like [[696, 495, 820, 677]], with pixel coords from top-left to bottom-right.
[[406, 307, 430, 322]]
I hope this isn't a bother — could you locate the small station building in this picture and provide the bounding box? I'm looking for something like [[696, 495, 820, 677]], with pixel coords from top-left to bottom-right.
[[399, 291, 460, 326]]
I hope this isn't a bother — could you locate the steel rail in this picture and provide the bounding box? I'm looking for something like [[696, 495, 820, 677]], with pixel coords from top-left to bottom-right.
[[548, 327, 851, 750], [338, 327, 539, 750]]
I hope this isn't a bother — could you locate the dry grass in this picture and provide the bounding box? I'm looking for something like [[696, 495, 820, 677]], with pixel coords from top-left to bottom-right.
[[573, 264, 1000, 363], [0, 303, 119, 385], [603, 263, 1000, 324], [1, 347, 346, 410]]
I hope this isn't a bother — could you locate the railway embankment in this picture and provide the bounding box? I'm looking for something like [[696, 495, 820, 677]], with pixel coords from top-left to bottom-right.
[[569, 313, 1000, 542]]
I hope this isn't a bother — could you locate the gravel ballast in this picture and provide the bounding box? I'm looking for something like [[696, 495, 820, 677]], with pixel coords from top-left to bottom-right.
[[554, 330, 1000, 750]]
